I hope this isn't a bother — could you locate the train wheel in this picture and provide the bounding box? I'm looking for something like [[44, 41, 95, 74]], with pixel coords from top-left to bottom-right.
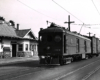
[[66, 58, 72, 64], [71, 57, 74, 62], [60, 59, 64, 65], [96, 54, 99, 57], [45, 57, 51, 64], [59, 61, 63, 65], [59, 56, 64, 66]]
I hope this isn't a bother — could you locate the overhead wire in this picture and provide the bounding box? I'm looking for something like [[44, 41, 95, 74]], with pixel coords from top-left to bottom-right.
[[17, 0, 97, 26], [52, 0, 100, 33], [17, 0, 100, 35], [52, 0, 89, 33], [72, 24, 100, 26], [52, 0, 84, 23], [17, 0, 63, 21], [83, 0, 100, 30], [91, 0, 100, 37], [91, 0, 100, 15]]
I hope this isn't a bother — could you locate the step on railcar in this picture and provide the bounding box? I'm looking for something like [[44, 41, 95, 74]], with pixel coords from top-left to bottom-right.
[[38, 23, 98, 65]]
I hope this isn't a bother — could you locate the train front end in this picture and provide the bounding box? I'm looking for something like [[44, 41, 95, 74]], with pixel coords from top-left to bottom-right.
[[38, 23, 65, 64]]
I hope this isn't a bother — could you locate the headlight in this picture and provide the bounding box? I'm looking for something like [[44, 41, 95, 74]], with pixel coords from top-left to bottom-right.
[[55, 36, 61, 42], [41, 56, 45, 59], [47, 46, 50, 50]]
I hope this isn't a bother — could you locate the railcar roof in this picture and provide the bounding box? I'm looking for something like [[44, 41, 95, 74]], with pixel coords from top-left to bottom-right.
[[39, 26, 91, 41], [39, 27, 65, 33], [66, 31, 91, 41]]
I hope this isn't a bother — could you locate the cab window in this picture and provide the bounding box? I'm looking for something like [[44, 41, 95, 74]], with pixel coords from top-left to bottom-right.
[[47, 35, 52, 42], [39, 35, 45, 42], [39, 36, 42, 41]]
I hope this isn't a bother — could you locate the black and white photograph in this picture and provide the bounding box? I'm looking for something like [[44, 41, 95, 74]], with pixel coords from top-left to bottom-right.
[[0, 0, 100, 80]]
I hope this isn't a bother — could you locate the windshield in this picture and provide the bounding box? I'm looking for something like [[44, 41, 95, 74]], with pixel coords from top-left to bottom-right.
[[39, 34, 61, 43], [47, 35, 52, 42]]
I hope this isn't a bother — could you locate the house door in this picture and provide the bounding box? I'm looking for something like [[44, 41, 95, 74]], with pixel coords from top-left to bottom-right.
[[12, 44, 16, 57]]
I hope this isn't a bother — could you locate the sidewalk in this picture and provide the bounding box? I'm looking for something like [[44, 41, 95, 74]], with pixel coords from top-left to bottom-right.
[[0, 56, 39, 66]]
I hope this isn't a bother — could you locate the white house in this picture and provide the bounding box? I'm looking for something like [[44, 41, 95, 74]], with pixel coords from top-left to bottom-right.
[[0, 19, 38, 58]]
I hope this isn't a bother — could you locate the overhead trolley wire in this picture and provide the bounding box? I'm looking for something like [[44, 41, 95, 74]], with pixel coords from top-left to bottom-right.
[[17, 0, 100, 32], [91, 0, 100, 15], [52, 0, 100, 26], [52, 0, 93, 33], [17, 0, 63, 21], [52, 0, 84, 23], [73, 24, 100, 26]]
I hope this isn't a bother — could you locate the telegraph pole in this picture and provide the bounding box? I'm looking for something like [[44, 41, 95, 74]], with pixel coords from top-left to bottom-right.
[[64, 15, 75, 31]]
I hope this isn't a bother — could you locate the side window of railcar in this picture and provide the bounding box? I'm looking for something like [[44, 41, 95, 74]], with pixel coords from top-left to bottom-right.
[[76, 38, 80, 52]]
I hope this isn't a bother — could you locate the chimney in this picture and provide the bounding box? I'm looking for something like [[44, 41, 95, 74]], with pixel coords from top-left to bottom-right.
[[17, 24, 19, 30]]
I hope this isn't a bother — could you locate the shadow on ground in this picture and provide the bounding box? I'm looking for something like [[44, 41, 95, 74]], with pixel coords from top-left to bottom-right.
[[0, 60, 61, 69]]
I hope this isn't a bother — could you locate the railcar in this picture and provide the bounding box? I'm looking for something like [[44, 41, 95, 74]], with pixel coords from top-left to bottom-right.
[[38, 23, 92, 65], [87, 36, 100, 57], [96, 38, 100, 55]]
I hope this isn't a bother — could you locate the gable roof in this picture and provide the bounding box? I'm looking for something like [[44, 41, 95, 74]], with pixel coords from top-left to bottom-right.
[[0, 23, 37, 40], [16, 29, 37, 40], [0, 23, 19, 38], [16, 29, 30, 37]]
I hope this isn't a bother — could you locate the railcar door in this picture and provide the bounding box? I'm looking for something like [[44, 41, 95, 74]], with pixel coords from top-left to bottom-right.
[[64, 34, 66, 53]]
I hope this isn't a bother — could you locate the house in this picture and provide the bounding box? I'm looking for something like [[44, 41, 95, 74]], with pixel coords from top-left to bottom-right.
[[0, 18, 38, 58]]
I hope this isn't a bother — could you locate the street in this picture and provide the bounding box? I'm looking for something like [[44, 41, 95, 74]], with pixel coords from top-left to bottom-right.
[[0, 56, 100, 80]]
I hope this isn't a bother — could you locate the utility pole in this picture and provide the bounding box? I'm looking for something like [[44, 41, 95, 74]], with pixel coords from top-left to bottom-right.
[[64, 15, 75, 31], [87, 32, 92, 37]]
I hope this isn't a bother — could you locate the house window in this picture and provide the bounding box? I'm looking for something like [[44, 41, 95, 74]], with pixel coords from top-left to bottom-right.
[[25, 44, 28, 51], [30, 44, 36, 51], [30, 44, 32, 50], [18, 44, 23, 51], [34, 45, 36, 50]]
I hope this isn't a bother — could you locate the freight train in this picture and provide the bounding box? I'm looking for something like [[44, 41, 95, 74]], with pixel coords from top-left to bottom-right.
[[38, 22, 100, 65]]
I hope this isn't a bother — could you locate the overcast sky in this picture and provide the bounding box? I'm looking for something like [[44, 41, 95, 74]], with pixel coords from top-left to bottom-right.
[[0, 0, 100, 37]]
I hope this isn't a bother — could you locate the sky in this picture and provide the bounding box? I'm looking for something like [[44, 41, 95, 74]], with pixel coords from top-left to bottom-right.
[[0, 0, 100, 38]]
